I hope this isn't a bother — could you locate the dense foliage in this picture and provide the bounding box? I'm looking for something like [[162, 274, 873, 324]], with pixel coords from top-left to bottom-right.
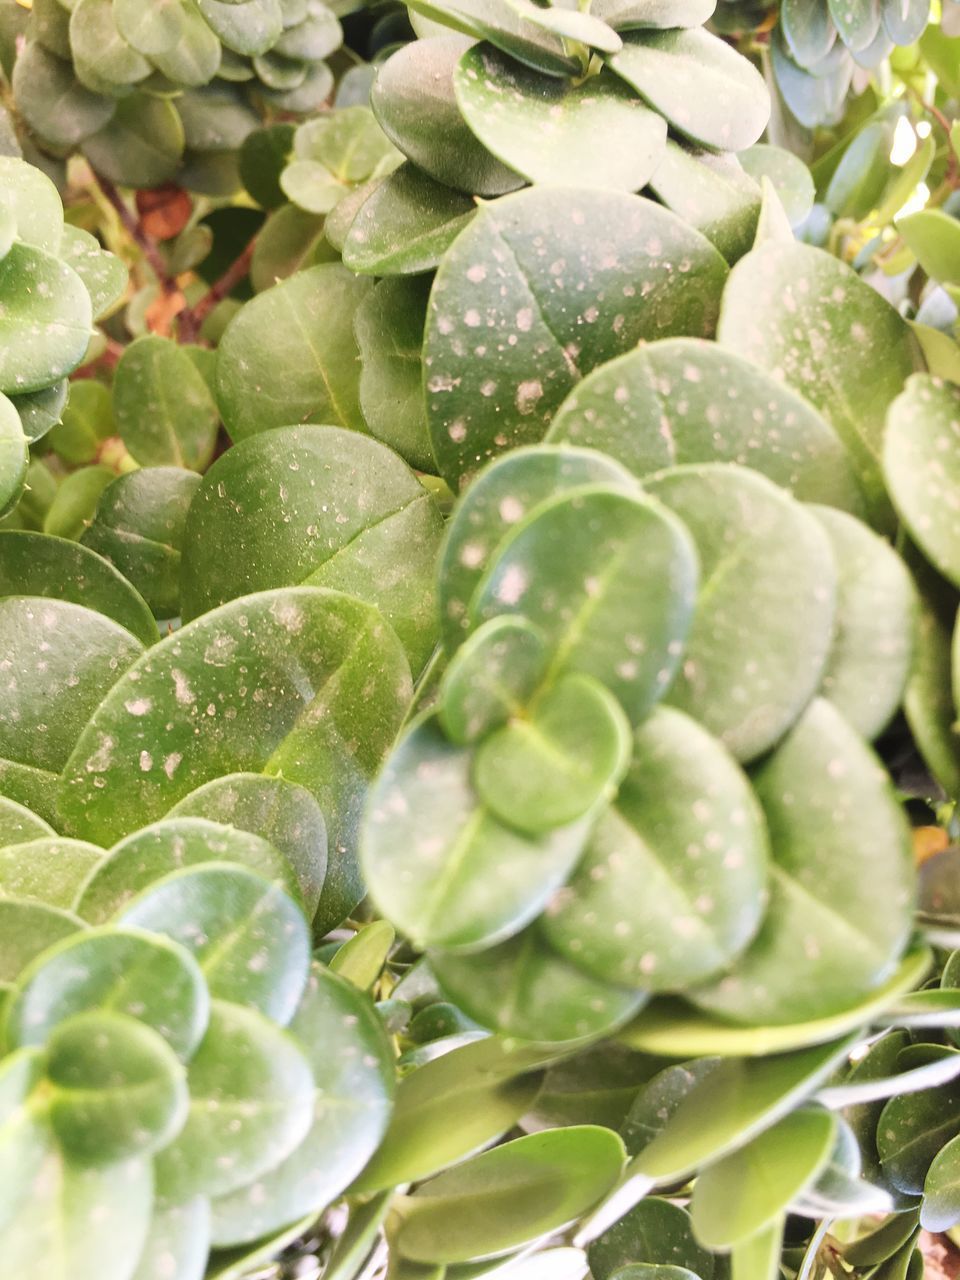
[[3, 1, 960, 1278]]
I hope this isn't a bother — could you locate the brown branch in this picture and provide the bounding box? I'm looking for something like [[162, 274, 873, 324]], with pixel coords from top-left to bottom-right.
[[906, 86, 959, 186], [177, 233, 258, 344], [92, 171, 182, 299]]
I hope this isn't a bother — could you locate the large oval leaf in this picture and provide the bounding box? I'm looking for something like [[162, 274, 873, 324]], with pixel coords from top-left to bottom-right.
[[542, 706, 768, 990], [58, 588, 412, 932], [423, 186, 729, 487], [216, 264, 371, 441], [546, 336, 865, 514], [717, 239, 922, 526], [0, 244, 92, 396], [645, 464, 836, 761], [688, 698, 914, 1026], [180, 424, 443, 672]]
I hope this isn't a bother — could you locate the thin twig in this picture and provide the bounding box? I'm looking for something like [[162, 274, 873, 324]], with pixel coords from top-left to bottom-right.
[[92, 170, 181, 297], [905, 85, 959, 186], [177, 233, 258, 344]]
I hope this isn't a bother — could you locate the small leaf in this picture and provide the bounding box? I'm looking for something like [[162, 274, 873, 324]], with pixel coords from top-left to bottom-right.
[[588, 1197, 715, 1280], [330, 919, 395, 990], [113, 336, 219, 471], [439, 616, 548, 745], [0, 836, 102, 909]]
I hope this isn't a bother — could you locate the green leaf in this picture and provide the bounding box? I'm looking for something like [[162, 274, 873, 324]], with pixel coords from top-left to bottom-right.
[[169, 774, 327, 925], [330, 919, 394, 990], [690, 1107, 836, 1247], [810, 504, 915, 740], [341, 163, 476, 276], [454, 47, 665, 191], [431, 924, 646, 1042], [825, 122, 894, 220], [119, 863, 309, 1024], [250, 203, 330, 291], [885, 374, 960, 589], [113, 336, 218, 471], [794, 1114, 893, 1217], [0, 597, 143, 817], [240, 123, 295, 208], [0, 1047, 49, 1233], [69, 0, 151, 90], [81, 467, 201, 620], [645, 143, 761, 263], [0, 530, 157, 646], [645, 464, 836, 761], [781, 0, 837, 64], [438, 444, 638, 653], [114, 0, 191, 54], [216, 264, 371, 440], [474, 673, 631, 834], [372, 38, 522, 197], [403, 0, 581, 77], [355, 275, 435, 473], [58, 587, 412, 933], [0, 153, 63, 254], [542, 705, 768, 990], [42, 464, 116, 541], [45, 379, 114, 465], [209, 964, 394, 1245], [717, 239, 922, 527], [470, 485, 698, 725], [739, 143, 815, 226], [828, 0, 881, 51], [424, 187, 728, 487], [439, 616, 548, 745], [0, 898, 85, 985], [730, 1220, 783, 1280], [280, 158, 346, 214], [130, 1197, 211, 1280], [588, 1198, 715, 1280], [590, 0, 714, 26], [0, 243, 92, 395], [154, 998, 314, 1201], [393, 1127, 626, 1264], [179, 423, 443, 673], [0, 1144, 154, 1280], [76, 815, 297, 923], [0, 389, 28, 517], [0, 837, 102, 908], [906, 575, 960, 800], [546, 336, 865, 515], [12, 382, 69, 445], [362, 713, 594, 950], [630, 1036, 856, 1185], [0, 796, 54, 847], [688, 698, 914, 1026], [293, 105, 399, 184], [82, 94, 185, 189], [12, 41, 115, 149], [878, 1075, 960, 1194], [353, 1033, 553, 1193], [47, 1009, 188, 1163], [922, 1130, 960, 1231], [617, 948, 931, 1057], [5, 926, 209, 1059], [609, 28, 769, 152], [198, 0, 283, 56]]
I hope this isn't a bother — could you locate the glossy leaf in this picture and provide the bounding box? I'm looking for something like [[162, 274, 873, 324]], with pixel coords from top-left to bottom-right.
[[180, 424, 443, 672], [216, 264, 370, 440], [47, 1009, 188, 1164], [113, 336, 218, 471], [0, 530, 158, 645], [424, 186, 728, 486], [0, 836, 102, 909], [393, 1127, 626, 1264], [0, 243, 92, 396], [118, 863, 310, 1025], [155, 998, 314, 1201], [454, 47, 666, 191], [431, 924, 646, 1043], [169, 773, 327, 924], [543, 705, 768, 990], [922, 1130, 960, 1231], [58, 588, 412, 932], [209, 964, 394, 1245], [362, 714, 593, 951], [717, 239, 922, 525], [878, 1075, 960, 1194], [689, 698, 914, 1026], [588, 1198, 714, 1280], [439, 616, 548, 745], [546, 337, 864, 515], [646, 464, 836, 761], [5, 926, 209, 1059], [0, 898, 85, 986]]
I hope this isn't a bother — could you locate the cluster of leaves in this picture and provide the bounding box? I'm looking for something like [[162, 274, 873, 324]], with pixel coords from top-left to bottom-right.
[[0, 0, 346, 190], [4, 1, 960, 1279]]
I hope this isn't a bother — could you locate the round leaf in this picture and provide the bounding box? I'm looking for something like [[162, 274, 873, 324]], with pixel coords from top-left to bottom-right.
[[5, 926, 209, 1059], [47, 1009, 188, 1163], [439, 616, 549, 745], [424, 187, 729, 487], [113, 336, 219, 471], [0, 243, 92, 395], [588, 1198, 715, 1280], [118, 863, 310, 1025], [454, 46, 666, 191], [546, 336, 865, 515], [82, 94, 185, 189], [0, 898, 84, 986], [0, 837, 102, 909], [542, 705, 768, 991], [645, 464, 837, 762]]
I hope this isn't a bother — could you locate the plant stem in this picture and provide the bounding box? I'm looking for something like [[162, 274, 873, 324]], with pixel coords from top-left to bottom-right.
[[92, 171, 180, 297], [177, 233, 258, 344]]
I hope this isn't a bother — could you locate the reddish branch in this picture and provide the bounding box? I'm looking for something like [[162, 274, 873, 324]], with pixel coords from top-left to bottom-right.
[[93, 171, 181, 300], [177, 233, 258, 344]]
